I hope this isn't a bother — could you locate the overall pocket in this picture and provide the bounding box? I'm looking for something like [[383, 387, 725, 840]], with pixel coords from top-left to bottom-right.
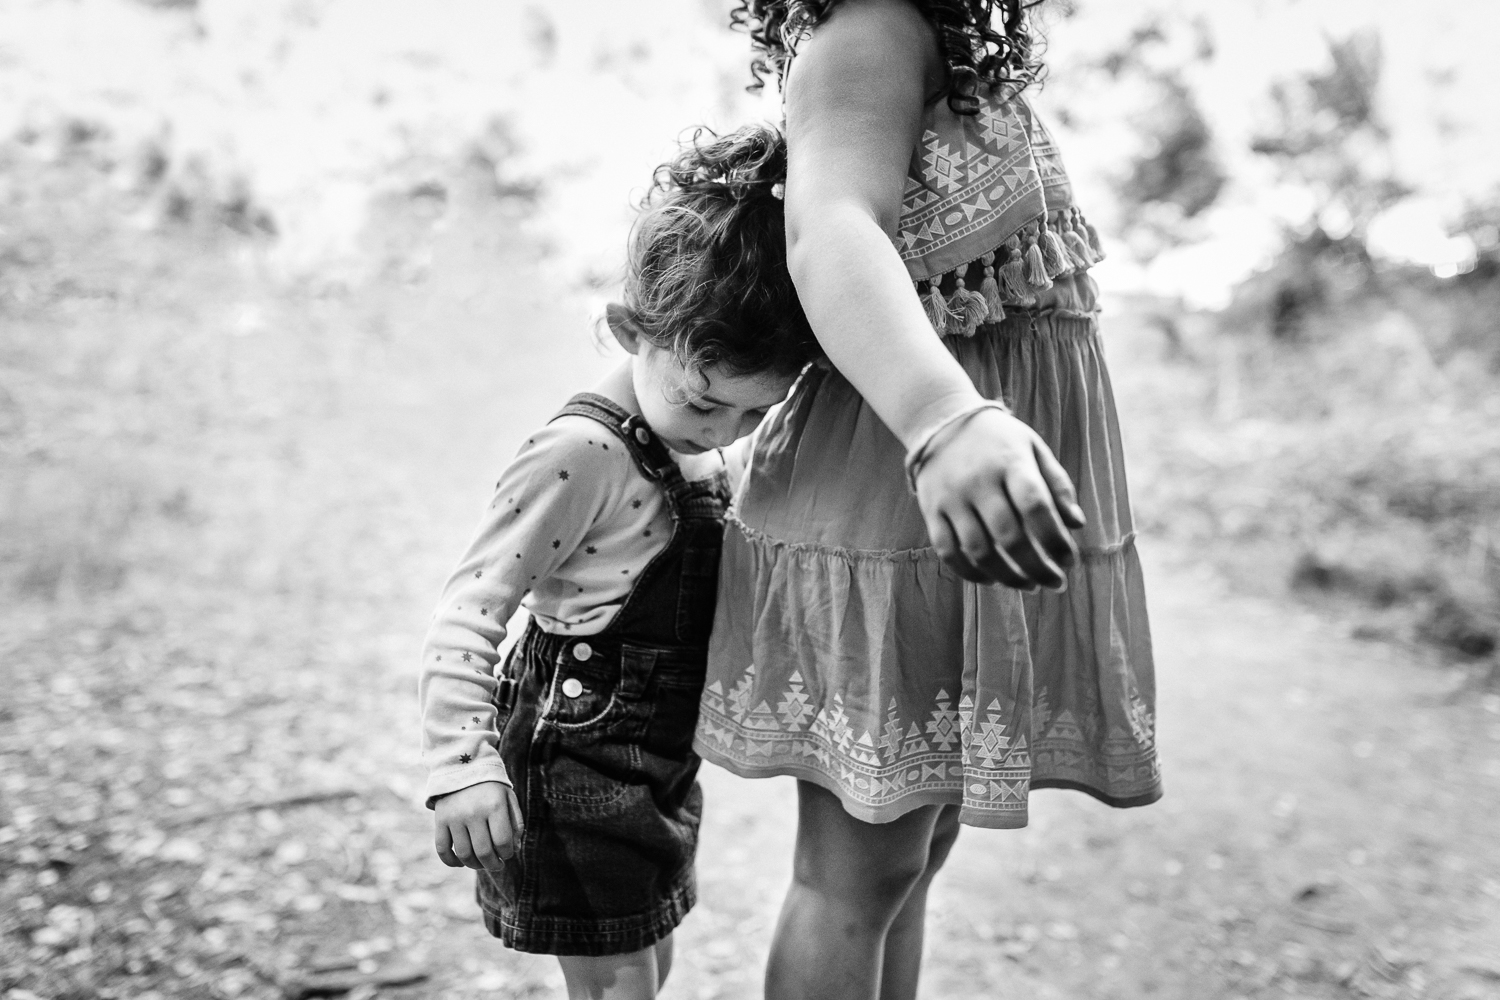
[[536, 645, 653, 813]]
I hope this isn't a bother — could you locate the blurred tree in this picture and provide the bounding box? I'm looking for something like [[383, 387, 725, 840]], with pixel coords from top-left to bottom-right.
[[1220, 227, 1372, 341], [1225, 32, 1411, 339], [1454, 195, 1500, 279], [1251, 31, 1411, 242], [1098, 17, 1228, 259], [1119, 76, 1224, 222]]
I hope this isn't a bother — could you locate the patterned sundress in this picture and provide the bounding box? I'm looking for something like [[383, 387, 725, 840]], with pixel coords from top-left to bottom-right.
[[692, 83, 1162, 829]]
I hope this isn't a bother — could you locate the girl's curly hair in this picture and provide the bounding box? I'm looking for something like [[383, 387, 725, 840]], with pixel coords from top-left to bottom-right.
[[623, 123, 819, 380], [731, 0, 1044, 115]]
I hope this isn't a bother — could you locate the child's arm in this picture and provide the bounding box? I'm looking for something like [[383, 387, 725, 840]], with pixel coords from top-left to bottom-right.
[[782, 0, 1084, 589], [419, 421, 620, 867]]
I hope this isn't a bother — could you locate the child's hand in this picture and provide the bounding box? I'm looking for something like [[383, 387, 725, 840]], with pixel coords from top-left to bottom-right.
[[433, 781, 524, 871], [914, 408, 1086, 590]]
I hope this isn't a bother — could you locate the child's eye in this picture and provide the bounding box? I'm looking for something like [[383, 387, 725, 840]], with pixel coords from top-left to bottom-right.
[[687, 401, 716, 415]]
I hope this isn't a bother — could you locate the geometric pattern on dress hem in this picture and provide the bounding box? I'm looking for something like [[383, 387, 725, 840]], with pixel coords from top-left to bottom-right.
[[696, 666, 1160, 824]]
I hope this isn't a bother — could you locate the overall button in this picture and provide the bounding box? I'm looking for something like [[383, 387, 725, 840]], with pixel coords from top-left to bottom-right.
[[634, 427, 650, 444], [561, 677, 584, 699], [572, 642, 593, 661]]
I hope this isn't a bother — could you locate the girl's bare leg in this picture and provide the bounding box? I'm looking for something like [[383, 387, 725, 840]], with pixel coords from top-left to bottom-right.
[[654, 934, 673, 989], [558, 936, 670, 1000], [878, 805, 961, 1000], [765, 781, 949, 1000]]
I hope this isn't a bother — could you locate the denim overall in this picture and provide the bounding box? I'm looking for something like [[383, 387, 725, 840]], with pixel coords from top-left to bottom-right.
[[477, 393, 730, 956]]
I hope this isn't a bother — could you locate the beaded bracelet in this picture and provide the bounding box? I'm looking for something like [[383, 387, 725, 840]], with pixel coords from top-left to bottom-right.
[[903, 400, 1013, 494]]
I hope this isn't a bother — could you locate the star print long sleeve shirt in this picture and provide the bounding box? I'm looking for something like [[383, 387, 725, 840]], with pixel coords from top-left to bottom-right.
[[419, 415, 728, 806]]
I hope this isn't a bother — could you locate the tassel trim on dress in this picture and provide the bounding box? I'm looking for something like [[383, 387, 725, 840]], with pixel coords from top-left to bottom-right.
[[917, 207, 1107, 338]]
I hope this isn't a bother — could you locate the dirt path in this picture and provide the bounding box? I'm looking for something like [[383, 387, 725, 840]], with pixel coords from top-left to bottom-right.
[[2, 167, 1498, 1000], [418, 546, 1500, 1000]]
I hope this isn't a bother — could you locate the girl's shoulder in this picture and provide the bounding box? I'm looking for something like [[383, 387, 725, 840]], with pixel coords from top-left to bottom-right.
[[494, 414, 658, 527], [519, 414, 637, 477], [511, 404, 728, 502]]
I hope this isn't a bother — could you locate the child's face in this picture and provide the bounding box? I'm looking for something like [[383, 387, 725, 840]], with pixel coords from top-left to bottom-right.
[[629, 341, 795, 455], [608, 305, 797, 454]]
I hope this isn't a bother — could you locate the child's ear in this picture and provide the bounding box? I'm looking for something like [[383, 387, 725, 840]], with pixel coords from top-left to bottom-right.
[[605, 303, 647, 355]]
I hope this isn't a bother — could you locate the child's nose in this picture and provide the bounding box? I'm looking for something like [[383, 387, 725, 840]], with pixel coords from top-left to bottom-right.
[[706, 418, 742, 448]]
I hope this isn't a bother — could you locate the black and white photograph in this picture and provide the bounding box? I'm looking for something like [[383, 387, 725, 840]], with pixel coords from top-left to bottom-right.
[[1, 1, 1497, 998]]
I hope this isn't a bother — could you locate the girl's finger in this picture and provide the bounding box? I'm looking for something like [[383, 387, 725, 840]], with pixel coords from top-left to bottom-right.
[[968, 496, 1041, 589], [448, 824, 477, 870], [435, 823, 462, 868], [488, 805, 515, 862], [466, 820, 503, 871], [922, 503, 977, 581], [505, 788, 527, 844], [1032, 439, 1087, 536], [953, 455, 1049, 586], [935, 511, 988, 583], [950, 508, 1030, 588], [960, 503, 1032, 590], [1000, 473, 1073, 587]]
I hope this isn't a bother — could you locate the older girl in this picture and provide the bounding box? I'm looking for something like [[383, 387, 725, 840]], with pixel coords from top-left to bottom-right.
[[694, 3, 1162, 997]]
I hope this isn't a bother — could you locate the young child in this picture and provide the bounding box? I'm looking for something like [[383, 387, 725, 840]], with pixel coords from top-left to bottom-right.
[[418, 124, 817, 1000]]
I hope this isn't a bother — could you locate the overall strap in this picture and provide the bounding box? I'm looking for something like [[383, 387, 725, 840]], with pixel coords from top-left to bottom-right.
[[551, 392, 686, 490]]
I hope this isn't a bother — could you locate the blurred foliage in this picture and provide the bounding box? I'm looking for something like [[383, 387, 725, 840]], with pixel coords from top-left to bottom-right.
[[1105, 22, 1499, 674], [1119, 77, 1225, 225], [1250, 31, 1411, 239], [1220, 228, 1374, 341], [1454, 195, 1500, 272], [1095, 17, 1228, 255], [1127, 225, 1500, 676]]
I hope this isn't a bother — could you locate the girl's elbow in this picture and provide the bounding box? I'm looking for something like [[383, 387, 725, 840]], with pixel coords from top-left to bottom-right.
[[786, 234, 817, 292], [785, 200, 896, 288]]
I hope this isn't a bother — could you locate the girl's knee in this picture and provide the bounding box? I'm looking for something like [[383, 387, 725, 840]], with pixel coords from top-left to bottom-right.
[[654, 934, 673, 988], [924, 805, 962, 874], [802, 851, 927, 903], [557, 948, 659, 1000], [790, 799, 943, 913]]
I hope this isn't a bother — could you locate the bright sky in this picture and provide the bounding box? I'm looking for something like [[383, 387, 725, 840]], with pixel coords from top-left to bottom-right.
[[0, 0, 762, 279], [1039, 0, 1500, 303], [2, 0, 1495, 305]]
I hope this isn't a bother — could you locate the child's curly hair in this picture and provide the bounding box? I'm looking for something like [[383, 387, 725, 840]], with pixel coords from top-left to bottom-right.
[[731, 0, 1044, 116], [623, 123, 819, 380]]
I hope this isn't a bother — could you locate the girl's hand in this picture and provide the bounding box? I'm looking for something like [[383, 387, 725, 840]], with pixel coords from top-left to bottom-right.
[[433, 781, 523, 871], [915, 408, 1086, 589]]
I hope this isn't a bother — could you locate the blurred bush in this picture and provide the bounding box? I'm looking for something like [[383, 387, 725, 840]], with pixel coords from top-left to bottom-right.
[[1250, 31, 1411, 239], [1125, 227, 1500, 678], [1103, 18, 1229, 258], [1090, 18, 1500, 679]]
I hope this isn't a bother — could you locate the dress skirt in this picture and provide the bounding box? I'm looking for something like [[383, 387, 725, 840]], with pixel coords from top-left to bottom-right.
[[693, 278, 1161, 829]]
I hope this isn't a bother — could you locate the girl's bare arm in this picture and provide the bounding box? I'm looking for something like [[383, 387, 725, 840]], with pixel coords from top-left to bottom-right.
[[783, 0, 1083, 588]]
